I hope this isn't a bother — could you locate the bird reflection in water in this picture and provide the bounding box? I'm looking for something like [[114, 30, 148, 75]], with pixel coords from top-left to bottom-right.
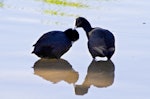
[[33, 58, 79, 84], [75, 60, 115, 95]]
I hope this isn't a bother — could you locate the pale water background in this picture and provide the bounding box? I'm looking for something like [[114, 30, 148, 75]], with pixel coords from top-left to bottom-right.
[[0, 0, 150, 99]]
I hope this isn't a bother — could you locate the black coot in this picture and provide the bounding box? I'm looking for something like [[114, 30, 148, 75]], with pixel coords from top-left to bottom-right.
[[75, 17, 115, 60], [32, 28, 79, 59]]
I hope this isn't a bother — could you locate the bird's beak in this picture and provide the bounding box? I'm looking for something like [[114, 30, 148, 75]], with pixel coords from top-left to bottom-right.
[[73, 19, 77, 30]]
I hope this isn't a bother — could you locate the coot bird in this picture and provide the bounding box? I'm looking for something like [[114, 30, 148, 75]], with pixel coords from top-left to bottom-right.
[[32, 28, 79, 59], [75, 17, 115, 60]]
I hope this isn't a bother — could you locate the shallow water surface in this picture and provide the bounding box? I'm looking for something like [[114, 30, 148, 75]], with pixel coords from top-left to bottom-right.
[[0, 0, 150, 99]]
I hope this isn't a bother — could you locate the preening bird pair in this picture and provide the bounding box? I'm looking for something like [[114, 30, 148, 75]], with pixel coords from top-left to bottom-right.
[[32, 17, 115, 60]]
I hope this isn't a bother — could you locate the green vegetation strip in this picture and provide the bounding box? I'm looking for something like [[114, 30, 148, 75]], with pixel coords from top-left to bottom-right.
[[43, 0, 87, 7], [44, 10, 79, 17], [0, 2, 4, 7]]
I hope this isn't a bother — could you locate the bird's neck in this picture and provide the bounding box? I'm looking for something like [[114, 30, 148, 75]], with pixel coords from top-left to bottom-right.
[[82, 23, 92, 39]]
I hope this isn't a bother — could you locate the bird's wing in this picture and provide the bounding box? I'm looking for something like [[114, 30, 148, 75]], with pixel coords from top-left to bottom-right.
[[33, 32, 55, 46], [89, 28, 115, 56], [103, 30, 115, 48]]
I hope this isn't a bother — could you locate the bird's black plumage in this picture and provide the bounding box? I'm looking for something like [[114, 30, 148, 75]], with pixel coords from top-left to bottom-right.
[[32, 28, 79, 59], [75, 17, 115, 60]]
